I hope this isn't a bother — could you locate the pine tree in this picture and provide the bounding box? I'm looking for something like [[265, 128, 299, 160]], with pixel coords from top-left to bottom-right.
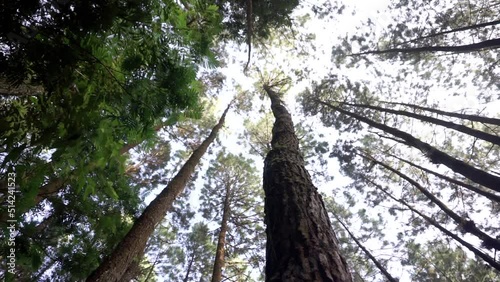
[[263, 82, 351, 281]]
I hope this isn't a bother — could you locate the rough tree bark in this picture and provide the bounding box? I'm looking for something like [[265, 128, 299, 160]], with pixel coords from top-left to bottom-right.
[[263, 85, 351, 282], [86, 103, 232, 282], [211, 184, 231, 282]]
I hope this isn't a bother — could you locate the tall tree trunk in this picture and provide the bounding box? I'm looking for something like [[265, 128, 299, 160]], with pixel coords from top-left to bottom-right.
[[183, 253, 196, 282], [263, 85, 351, 282], [86, 103, 232, 282], [370, 179, 500, 272], [379, 101, 500, 126], [211, 184, 232, 282], [358, 151, 500, 250], [244, 0, 253, 72], [395, 19, 500, 47], [386, 152, 500, 203], [350, 38, 500, 56], [317, 100, 500, 193], [338, 101, 500, 146], [333, 214, 398, 282]]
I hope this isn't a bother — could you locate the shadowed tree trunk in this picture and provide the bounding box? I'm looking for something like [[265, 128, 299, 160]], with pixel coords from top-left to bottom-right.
[[358, 151, 500, 251], [263, 85, 351, 282], [86, 103, 232, 282], [386, 152, 500, 203], [183, 252, 196, 282], [333, 214, 398, 282], [317, 100, 500, 193], [211, 184, 231, 282], [337, 101, 500, 146], [394, 19, 500, 47], [379, 101, 500, 126], [369, 179, 500, 272], [349, 38, 500, 56]]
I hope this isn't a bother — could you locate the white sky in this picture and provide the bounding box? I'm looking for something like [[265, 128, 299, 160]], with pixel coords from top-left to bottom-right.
[[144, 1, 500, 281]]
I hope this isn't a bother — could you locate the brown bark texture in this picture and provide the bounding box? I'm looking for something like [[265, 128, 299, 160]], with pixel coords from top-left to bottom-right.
[[86, 103, 232, 282], [387, 152, 500, 203], [263, 85, 352, 282], [211, 184, 231, 282]]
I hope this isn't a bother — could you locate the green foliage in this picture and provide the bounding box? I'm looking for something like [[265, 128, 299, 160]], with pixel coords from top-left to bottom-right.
[[404, 240, 500, 282], [300, 0, 500, 279], [211, 0, 299, 43], [150, 222, 216, 282], [199, 150, 265, 278], [0, 0, 225, 280]]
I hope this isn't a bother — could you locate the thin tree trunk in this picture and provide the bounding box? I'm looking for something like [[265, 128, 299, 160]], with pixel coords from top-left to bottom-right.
[[183, 253, 196, 282], [317, 99, 500, 193], [349, 38, 500, 56], [386, 152, 500, 203], [371, 180, 500, 272], [333, 214, 398, 282], [395, 20, 500, 47], [244, 0, 253, 72], [338, 101, 500, 146], [211, 184, 232, 282], [358, 151, 500, 250], [379, 101, 500, 126], [86, 103, 232, 282], [264, 85, 351, 282]]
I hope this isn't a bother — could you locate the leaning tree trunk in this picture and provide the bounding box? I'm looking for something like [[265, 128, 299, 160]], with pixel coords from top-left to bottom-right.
[[338, 101, 500, 146], [183, 252, 196, 282], [263, 85, 351, 282], [86, 103, 232, 282], [211, 184, 231, 282], [317, 100, 500, 193]]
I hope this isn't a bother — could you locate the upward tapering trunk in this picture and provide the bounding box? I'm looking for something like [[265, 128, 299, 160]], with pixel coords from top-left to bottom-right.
[[317, 100, 500, 193], [386, 152, 500, 203], [371, 179, 500, 272], [333, 214, 398, 282], [183, 253, 196, 282], [350, 38, 500, 56], [211, 185, 231, 282], [338, 101, 500, 146], [358, 151, 500, 251], [379, 101, 500, 126], [263, 85, 351, 282], [86, 103, 232, 282]]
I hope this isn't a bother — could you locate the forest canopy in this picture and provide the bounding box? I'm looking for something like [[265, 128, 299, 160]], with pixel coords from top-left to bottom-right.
[[1, 0, 499, 281]]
